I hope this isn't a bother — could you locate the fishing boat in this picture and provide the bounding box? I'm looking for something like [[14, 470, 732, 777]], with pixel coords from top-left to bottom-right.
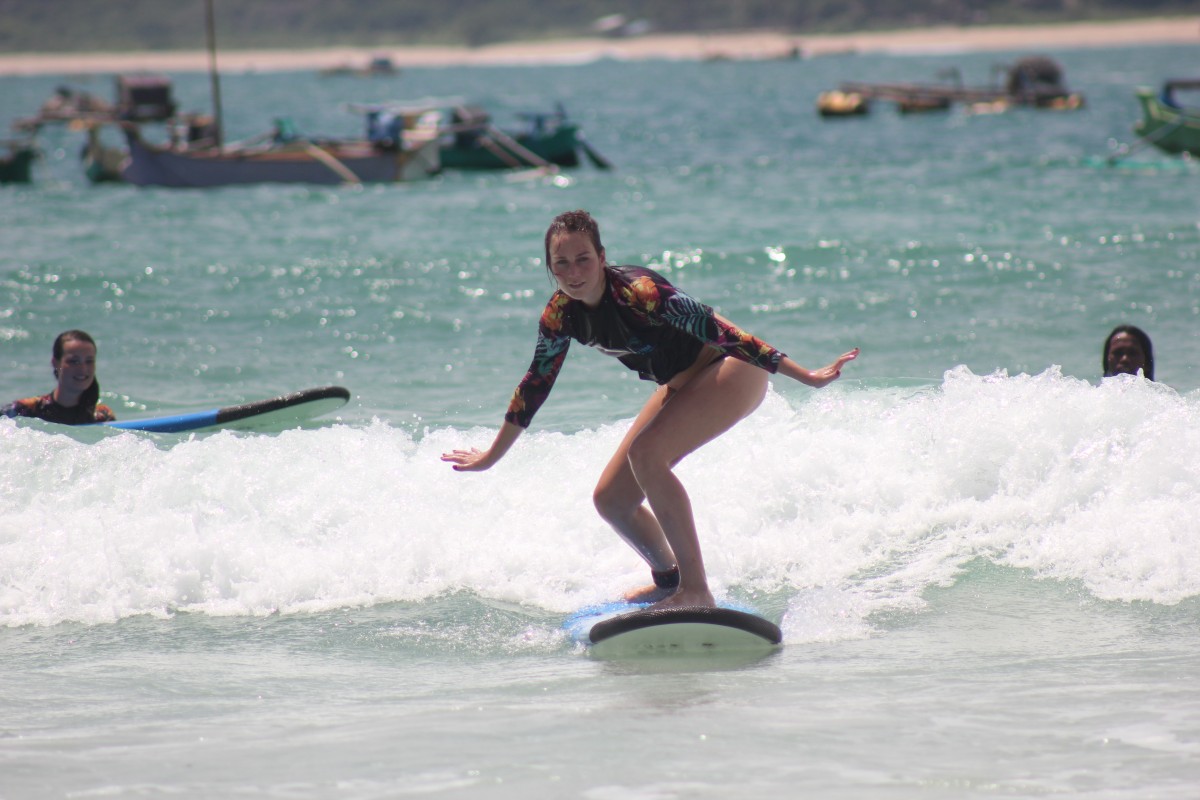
[[83, 109, 441, 187], [438, 105, 588, 169], [824, 56, 1084, 116], [355, 101, 612, 171], [12, 86, 113, 133], [14, 75, 175, 134], [11, 74, 177, 183], [816, 90, 869, 117], [112, 1, 438, 187], [319, 55, 400, 78], [1132, 80, 1200, 157], [119, 119, 440, 187]]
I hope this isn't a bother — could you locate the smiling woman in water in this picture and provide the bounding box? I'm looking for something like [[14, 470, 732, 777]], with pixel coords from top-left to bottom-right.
[[442, 209, 858, 610], [2, 329, 116, 424]]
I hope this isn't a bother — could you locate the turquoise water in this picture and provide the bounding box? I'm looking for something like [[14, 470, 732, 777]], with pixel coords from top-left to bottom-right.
[[2, 44, 1199, 798]]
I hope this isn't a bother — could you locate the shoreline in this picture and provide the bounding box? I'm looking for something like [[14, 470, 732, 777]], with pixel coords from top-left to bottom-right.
[[0, 16, 1195, 76]]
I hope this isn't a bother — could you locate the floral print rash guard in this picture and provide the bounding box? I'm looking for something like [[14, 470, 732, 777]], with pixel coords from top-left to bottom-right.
[[1, 393, 115, 425], [504, 265, 785, 428]]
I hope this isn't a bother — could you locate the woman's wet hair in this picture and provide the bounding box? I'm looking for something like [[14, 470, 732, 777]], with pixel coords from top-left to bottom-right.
[[1103, 324, 1154, 381], [544, 209, 604, 279], [53, 329, 96, 360], [53, 329, 102, 410]]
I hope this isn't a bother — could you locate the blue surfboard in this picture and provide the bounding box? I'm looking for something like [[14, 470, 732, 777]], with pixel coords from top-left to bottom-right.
[[101, 386, 350, 433], [565, 599, 782, 657]]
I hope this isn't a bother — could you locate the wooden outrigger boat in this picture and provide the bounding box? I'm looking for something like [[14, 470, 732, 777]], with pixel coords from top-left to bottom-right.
[[1132, 80, 1200, 157], [119, 119, 439, 187], [87, 1, 439, 187], [823, 56, 1084, 116], [12, 86, 114, 133], [78, 99, 442, 187], [354, 100, 613, 171], [11, 74, 176, 184], [14, 74, 176, 134], [438, 105, 594, 170]]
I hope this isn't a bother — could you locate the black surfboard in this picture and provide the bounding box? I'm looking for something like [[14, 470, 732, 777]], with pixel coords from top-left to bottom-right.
[[582, 604, 782, 657], [102, 386, 349, 433]]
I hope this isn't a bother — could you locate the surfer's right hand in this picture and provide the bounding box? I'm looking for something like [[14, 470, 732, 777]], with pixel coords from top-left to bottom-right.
[[441, 447, 494, 472]]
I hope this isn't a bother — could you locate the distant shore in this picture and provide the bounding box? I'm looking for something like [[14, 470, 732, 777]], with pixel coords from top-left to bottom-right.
[[0, 16, 1195, 77]]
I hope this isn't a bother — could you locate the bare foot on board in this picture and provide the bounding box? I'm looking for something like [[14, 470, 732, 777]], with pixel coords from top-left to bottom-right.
[[622, 583, 674, 604], [649, 587, 716, 611]]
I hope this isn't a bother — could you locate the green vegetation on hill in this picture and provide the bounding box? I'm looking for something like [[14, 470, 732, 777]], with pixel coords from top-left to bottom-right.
[[0, 0, 1192, 53]]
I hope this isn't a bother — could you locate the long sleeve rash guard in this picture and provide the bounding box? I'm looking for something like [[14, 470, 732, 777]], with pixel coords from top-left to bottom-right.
[[504, 265, 785, 428]]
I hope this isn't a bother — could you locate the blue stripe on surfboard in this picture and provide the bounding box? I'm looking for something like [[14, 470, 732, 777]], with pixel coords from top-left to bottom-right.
[[105, 409, 221, 433]]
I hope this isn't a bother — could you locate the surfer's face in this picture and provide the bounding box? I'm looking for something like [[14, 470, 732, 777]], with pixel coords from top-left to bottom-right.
[[1105, 333, 1147, 377], [549, 231, 606, 307], [53, 338, 97, 400]]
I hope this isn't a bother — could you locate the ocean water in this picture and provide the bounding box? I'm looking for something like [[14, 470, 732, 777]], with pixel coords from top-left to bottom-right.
[[2, 42, 1199, 798]]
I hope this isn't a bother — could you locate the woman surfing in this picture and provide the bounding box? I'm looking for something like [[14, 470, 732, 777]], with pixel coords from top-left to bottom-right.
[[442, 210, 858, 609]]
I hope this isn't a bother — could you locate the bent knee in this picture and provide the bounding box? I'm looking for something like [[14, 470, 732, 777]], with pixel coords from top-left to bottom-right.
[[593, 482, 633, 523], [626, 433, 672, 477]]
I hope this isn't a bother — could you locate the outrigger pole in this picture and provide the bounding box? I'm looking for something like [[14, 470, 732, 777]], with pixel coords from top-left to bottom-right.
[[205, 0, 224, 149]]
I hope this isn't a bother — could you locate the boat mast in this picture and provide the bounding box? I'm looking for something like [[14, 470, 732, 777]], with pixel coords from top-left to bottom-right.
[[205, 0, 224, 148]]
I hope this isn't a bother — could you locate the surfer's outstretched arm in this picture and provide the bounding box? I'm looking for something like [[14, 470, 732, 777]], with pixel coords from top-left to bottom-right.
[[441, 421, 524, 472]]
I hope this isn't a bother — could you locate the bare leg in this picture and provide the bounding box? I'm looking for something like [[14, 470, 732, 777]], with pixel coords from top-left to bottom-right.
[[593, 386, 677, 601], [627, 357, 768, 609], [594, 357, 768, 608]]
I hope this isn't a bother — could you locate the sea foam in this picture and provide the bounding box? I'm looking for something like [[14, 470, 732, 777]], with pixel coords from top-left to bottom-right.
[[2, 366, 1197, 634]]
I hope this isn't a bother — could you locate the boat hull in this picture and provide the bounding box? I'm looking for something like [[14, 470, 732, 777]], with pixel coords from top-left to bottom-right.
[[1134, 87, 1200, 157], [439, 125, 581, 170], [0, 145, 35, 183], [121, 131, 440, 187]]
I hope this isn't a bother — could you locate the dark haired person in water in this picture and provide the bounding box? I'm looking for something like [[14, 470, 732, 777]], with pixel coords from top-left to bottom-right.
[[2, 330, 116, 424], [442, 210, 858, 609], [1102, 324, 1154, 381]]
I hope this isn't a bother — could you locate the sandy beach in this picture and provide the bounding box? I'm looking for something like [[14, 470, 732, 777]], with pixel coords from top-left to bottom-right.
[[0, 16, 1195, 76]]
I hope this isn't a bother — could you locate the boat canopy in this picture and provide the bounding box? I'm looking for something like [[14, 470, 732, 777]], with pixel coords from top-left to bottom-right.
[[116, 75, 176, 122]]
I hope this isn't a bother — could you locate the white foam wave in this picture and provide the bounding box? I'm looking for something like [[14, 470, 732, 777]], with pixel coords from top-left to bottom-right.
[[2, 366, 1198, 635]]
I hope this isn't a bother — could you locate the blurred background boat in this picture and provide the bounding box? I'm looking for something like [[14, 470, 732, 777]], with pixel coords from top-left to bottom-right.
[[319, 54, 400, 78], [118, 116, 441, 187], [824, 55, 1085, 116], [355, 100, 612, 171], [815, 89, 870, 117], [1132, 79, 1200, 157]]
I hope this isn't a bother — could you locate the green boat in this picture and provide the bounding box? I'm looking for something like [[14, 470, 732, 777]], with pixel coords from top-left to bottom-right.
[[439, 105, 588, 170], [0, 140, 35, 183], [1134, 80, 1200, 157], [361, 101, 611, 171]]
